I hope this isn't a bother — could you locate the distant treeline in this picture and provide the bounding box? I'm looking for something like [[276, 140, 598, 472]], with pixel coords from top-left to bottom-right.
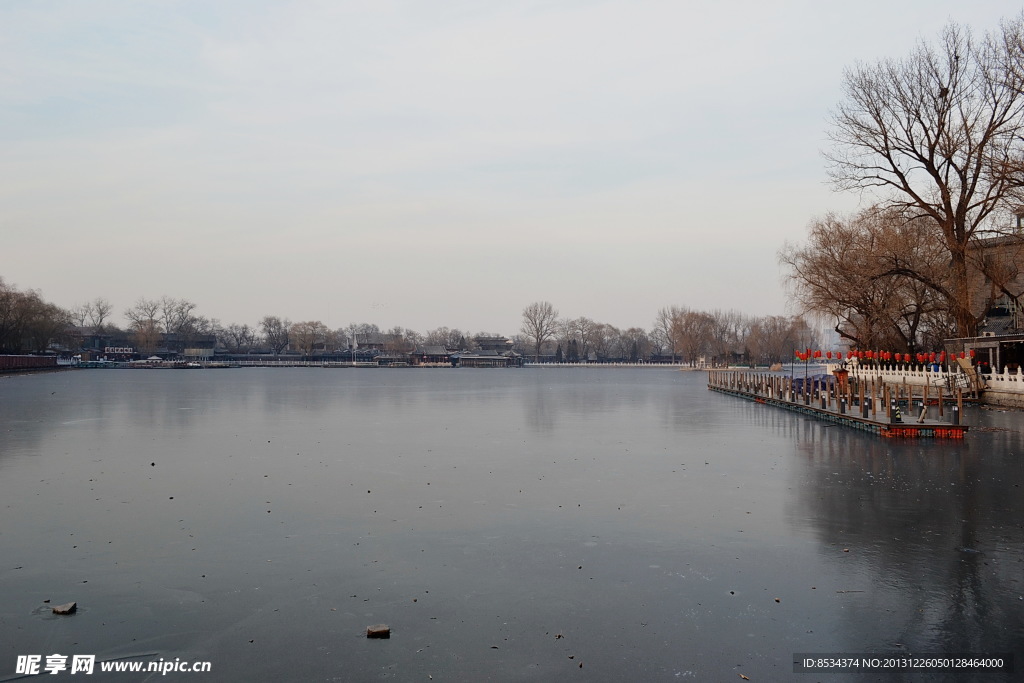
[[1, 276, 823, 366]]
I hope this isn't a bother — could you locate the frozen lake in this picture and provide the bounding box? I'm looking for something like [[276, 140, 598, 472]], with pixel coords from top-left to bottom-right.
[[1, 368, 1020, 681]]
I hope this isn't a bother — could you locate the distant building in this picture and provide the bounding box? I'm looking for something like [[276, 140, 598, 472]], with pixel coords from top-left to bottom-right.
[[473, 336, 513, 352], [410, 346, 452, 366], [945, 216, 1024, 373], [452, 349, 522, 368]]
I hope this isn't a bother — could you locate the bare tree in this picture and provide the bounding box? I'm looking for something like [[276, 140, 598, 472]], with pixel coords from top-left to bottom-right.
[[589, 323, 619, 361], [260, 315, 291, 354], [674, 309, 714, 367], [132, 319, 161, 354], [290, 321, 329, 357], [706, 309, 750, 365], [384, 326, 420, 355], [222, 323, 257, 353], [24, 299, 70, 352], [159, 297, 198, 336], [124, 298, 162, 353], [781, 207, 953, 351], [425, 326, 468, 349], [520, 301, 559, 361], [652, 306, 684, 362], [124, 296, 206, 352], [747, 315, 803, 366], [826, 17, 1024, 337], [0, 280, 69, 353], [124, 297, 160, 330], [564, 316, 599, 361], [84, 298, 113, 332], [617, 327, 651, 362]]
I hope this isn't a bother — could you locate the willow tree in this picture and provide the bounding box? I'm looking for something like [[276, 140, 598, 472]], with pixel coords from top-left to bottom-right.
[[781, 207, 953, 351], [826, 17, 1024, 337]]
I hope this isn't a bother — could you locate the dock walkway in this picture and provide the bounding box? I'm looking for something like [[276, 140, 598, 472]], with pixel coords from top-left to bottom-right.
[[707, 369, 968, 438]]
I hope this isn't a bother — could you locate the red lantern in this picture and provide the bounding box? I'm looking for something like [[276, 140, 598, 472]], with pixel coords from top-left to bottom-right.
[[929, 352, 936, 363], [940, 351, 946, 362], [959, 351, 966, 359], [826, 351, 832, 359], [969, 349, 976, 358], [814, 350, 822, 359]]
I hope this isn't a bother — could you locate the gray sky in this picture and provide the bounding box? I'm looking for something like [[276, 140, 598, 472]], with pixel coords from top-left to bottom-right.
[[1, 1, 1018, 335]]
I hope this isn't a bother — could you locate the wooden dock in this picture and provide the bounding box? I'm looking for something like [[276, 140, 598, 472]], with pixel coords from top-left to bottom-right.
[[708, 369, 968, 439]]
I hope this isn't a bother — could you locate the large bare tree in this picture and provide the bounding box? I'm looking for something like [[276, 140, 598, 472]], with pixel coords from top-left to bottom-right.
[[520, 301, 559, 361], [827, 17, 1024, 337]]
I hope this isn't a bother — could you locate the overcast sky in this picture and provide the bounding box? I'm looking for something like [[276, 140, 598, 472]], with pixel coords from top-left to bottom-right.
[[1, 1, 1018, 336]]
